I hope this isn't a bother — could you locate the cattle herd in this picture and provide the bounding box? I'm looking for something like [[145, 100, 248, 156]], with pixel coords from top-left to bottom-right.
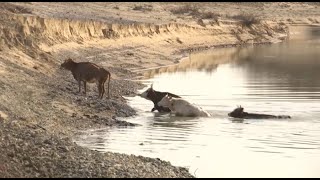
[[60, 58, 291, 119], [139, 85, 291, 119]]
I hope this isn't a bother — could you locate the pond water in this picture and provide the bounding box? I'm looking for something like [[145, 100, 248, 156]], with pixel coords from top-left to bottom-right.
[[74, 26, 320, 178]]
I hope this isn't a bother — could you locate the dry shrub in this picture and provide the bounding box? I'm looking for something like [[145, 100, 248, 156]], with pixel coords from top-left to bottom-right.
[[232, 13, 261, 27], [200, 11, 220, 25], [200, 11, 220, 20], [279, 22, 286, 26], [197, 19, 206, 27], [132, 4, 153, 12], [171, 4, 220, 24], [209, 19, 220, 26], [176, 37, 183, 44]]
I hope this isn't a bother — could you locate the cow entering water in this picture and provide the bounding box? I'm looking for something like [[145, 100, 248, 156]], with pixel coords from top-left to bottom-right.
[[138, 84, 181, 113], [228, 106, 291, 119]]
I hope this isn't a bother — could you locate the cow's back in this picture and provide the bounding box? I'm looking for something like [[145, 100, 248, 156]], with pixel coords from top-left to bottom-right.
[[76, 62, 107, 82]]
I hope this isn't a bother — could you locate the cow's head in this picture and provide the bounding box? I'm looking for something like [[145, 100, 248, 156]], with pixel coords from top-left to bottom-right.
[[228, 105, 244, 118], [139, 84, 154, 100]]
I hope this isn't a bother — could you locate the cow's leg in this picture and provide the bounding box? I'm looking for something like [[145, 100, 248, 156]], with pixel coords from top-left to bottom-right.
[[83, 81, 87, 95]]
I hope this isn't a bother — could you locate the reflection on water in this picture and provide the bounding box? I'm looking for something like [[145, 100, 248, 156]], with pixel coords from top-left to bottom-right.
[[75, 26, 320, 178], [143, 46, 253, 79]]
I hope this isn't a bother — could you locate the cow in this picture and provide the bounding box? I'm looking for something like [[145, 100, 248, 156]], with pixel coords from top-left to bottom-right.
[[139, 84, 181, 113], [228, 105, 291, 119], [60, 58, 111, 99], [157, 94, 211, 117]]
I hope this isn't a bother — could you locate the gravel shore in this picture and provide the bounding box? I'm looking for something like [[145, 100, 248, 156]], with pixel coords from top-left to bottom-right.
[[0, 119, 193, 178]]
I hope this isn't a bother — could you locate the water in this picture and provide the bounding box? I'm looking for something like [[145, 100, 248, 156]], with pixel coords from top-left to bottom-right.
[[75, 26, 320, 178]]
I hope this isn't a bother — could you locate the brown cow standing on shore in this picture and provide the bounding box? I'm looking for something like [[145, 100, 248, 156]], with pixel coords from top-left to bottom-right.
[[60, 58, 111, 99]]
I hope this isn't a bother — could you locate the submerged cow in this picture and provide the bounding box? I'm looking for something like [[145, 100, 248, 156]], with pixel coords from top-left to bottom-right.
[[139, 84, 181, 113], [228, 106, 291, 119], [158, 94, 211, 117]]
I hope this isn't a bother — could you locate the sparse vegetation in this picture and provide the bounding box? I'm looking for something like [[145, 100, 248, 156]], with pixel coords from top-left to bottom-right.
[[279, 3, 291, 8], [132, 4, 153, 12], [287, 18, 293, 22], [170, 4, 200, 16], [199, 11, 220, 26], [0, 3, 32, 14], [308, 18, 319, 23], [170, 4, 220, 23]]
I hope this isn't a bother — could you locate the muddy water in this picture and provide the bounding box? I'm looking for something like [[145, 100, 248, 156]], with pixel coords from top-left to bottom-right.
[[75, 26, 320, 178]]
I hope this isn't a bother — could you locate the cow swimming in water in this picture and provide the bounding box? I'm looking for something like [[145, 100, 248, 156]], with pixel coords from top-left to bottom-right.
[[158, 94, 211, 117], [228, 106, 291, 119]]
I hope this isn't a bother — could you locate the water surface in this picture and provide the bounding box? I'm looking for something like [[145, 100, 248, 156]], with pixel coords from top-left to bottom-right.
[[75, 26, 320, 178]]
